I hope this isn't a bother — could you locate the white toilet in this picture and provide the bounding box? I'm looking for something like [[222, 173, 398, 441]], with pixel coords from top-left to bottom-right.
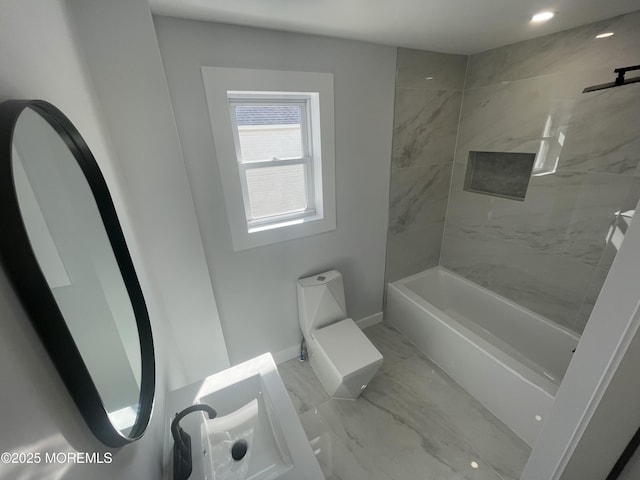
[[297, 270, 383, 399]]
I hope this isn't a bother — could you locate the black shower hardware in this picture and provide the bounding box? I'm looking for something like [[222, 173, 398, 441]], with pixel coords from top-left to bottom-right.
[[583, 64, 640, 93]]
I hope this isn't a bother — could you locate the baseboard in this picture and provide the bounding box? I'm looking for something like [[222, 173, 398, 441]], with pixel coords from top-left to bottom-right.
[[273, 312, 383, 365], [272, 344, 301, 365], [356, 312, 383, 329]]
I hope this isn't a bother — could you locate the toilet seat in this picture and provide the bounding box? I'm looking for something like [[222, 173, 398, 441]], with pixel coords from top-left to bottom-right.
[[313, 319, 383, 377]]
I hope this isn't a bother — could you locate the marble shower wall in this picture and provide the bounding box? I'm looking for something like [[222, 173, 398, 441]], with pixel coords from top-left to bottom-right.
[[385, 48, 467, 283], [441, 10, 640, 334]]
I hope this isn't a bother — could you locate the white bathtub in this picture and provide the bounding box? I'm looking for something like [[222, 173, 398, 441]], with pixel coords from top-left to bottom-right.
[[386, 266, 579, 446]]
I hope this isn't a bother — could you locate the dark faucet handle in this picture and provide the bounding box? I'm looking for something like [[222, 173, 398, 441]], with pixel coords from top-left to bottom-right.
[[171, 404, 217, 480], [173, 426, 193, 480]]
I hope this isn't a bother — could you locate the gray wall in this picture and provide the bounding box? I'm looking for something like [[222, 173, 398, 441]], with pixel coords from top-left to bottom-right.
[[67, 0, 230, 384], [441, 11, 640, 334], [0, 1, 175, 478], [385, 48, 466, 282], [153, 17, 397, 364]]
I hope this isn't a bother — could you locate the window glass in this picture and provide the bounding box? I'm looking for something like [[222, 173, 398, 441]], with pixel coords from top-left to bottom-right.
[[233, 105, 304, 162], [245, 164, 308, 219]]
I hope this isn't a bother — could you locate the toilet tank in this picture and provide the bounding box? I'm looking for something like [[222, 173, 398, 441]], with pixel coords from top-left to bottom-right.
[[297, 270, 347, 335]]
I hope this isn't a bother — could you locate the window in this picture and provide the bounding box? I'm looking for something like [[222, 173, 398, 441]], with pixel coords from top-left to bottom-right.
[[202, 67, 335, 251], [228, 94, 316, 230]]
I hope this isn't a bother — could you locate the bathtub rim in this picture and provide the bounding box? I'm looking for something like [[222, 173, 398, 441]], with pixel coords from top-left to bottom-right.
[[396, 265, 581, 340], [388, 266, 580, 398]]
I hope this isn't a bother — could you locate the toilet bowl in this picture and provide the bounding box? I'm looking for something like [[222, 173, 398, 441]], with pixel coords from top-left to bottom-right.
[[296, 270, 383, 399]]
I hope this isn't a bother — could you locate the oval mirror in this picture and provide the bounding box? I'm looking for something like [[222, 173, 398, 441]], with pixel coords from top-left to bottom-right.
[[0, 100, 155, 447]]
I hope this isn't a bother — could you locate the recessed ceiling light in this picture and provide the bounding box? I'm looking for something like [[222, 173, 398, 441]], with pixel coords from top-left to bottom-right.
[[471, 461, 479, 469], [595, 32, 614, 38], [531, 11, 555, 23], [425, 76, 434, 80]]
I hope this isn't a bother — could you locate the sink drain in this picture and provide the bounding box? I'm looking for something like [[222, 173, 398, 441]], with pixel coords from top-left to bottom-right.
[[231, 439, 248, 461]]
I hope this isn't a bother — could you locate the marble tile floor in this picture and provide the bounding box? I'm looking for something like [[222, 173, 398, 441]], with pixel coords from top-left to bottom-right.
[[278, 322, 531, 480]]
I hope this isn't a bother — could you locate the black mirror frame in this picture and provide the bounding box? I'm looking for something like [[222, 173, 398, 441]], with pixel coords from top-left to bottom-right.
[[0, 99, 155, 448]]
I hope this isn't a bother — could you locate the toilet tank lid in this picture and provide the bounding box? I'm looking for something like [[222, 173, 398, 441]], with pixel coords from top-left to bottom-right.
[[298, 270, 341, 287]]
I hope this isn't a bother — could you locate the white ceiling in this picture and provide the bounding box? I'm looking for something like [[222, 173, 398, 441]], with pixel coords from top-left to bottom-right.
[[148, 0, 639, 54]]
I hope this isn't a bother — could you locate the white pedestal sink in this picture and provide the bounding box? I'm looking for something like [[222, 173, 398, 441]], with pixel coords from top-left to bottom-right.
[[165, 353, 324, 480]]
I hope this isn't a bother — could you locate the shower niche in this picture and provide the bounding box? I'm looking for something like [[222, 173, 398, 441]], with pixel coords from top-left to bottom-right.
[[463, 151, 536, 201]]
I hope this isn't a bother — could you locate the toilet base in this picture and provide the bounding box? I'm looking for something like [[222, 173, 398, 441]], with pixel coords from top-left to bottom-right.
[[308, 342, 383, 400]]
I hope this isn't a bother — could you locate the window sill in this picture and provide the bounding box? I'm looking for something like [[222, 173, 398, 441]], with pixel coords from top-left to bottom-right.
[[248, 211, 317, 233], [233, 212, 335, 251]]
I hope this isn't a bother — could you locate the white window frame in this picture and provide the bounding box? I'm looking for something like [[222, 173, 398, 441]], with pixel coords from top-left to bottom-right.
[[228, 94, 316, 228], [202, 67, 336, 251]]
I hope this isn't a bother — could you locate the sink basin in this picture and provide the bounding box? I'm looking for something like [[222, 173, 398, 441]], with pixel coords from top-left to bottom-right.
[[199, 374, 292, 480], [165, 352, 324, 480]]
